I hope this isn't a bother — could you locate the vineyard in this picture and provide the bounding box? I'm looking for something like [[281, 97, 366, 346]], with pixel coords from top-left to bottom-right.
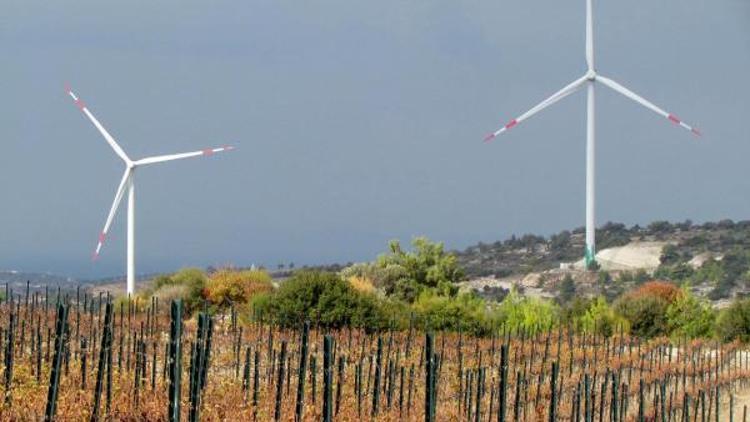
[[1, 285, 750, 421]]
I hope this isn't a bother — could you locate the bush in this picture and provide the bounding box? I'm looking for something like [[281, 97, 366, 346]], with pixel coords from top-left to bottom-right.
[[715, 299, 750, 342], [660, 245, 681, 266], [204, 269, 273, 309], [634, 270, 650, 285], [708, 249, 750, 300], [346, 276, 377, 295], [692, 259, 721, 280], [560, 297, 594, 325], [147, 268, 208, 313], [665, 289, 715, 339], [628, 281, 682, 303], [565, 297, 629, 337], [497, 288, 558, 335], [614, 295, 670, 338], [613, 282, 682, 338], [412, 291, 500, 336], [477, 285, 509, 302], [253, 271, 392, 330]]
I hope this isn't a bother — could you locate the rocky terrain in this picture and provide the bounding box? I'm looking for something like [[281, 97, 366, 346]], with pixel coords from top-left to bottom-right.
[[454, 219, 750, 306]]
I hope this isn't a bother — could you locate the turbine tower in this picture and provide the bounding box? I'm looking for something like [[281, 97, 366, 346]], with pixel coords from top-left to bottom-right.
[[483, 0, 700, 270], [67, 86, 234, 295]]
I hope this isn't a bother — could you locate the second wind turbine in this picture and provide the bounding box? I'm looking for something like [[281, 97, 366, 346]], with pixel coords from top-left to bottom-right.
[[483, 0, 701, 269]]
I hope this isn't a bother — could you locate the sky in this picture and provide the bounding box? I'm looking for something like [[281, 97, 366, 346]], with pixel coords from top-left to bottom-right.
[[1, 0, 749, 279]]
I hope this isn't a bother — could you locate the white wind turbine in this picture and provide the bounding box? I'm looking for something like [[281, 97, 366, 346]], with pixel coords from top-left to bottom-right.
[[483, 0, 701, 270], [67, 86, 234, 295]]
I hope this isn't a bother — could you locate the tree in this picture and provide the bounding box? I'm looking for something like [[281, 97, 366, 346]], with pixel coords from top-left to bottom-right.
[[597, 271, 612, 285], [648, 221, 673, 235], [660, 245, 680, 266], [558, 275, 576, 304], [344, 237, 464, 303], [550, 231, 571, 251], [708, 249, 750, 299]]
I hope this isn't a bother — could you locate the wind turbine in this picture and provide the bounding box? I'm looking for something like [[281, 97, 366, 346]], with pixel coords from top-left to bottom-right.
[[483, 0, 700, 270], [66, 86, 234, 295]]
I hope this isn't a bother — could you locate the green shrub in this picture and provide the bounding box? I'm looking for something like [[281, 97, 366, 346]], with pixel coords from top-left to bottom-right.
[[412, 291, 500, 336], [560, 297, 594, 324], [665, 289, 715, 339], [497, 288, 558, 335], [715, 298, 750, 342], [660, 245, 681, 266], [578, 297, 627, 337], [692, 259, 724, 285], [253, 271, 392, 331], [561, 297, 627, 337], [614, 295, 669, 338]]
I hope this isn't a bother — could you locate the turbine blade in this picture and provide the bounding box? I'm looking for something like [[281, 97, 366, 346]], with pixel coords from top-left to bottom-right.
[[133, 145, 235, 166], [484, 76, 588, 142], [586, 0, 594, 70], [596, 75, 701, 136], [94, 168, 132, 259], [66, 85, 132, 163]]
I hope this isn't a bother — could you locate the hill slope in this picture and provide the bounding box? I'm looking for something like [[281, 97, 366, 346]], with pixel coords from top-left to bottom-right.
[[454, 219, 750, 304]]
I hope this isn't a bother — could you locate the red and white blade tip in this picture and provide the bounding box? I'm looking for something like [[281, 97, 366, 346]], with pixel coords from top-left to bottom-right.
[[668, 114, 701, 137], [483, 119, 518, 143], [204, 145, 235, 155]]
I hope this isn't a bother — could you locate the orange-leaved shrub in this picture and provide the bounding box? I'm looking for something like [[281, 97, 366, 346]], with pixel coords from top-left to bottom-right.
[[614, 280, 682, 338], [625, 280, 683, 303]]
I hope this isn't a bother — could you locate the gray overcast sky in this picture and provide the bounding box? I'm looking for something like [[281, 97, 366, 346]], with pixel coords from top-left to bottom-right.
[[1, 0, 749, 279]]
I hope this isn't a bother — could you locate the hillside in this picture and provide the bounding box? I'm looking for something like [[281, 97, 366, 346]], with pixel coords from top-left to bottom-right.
[[454, 219, 750, 304]]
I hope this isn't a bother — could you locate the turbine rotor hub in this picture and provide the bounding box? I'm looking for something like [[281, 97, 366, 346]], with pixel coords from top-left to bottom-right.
[[586, 70, 597, 81]]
